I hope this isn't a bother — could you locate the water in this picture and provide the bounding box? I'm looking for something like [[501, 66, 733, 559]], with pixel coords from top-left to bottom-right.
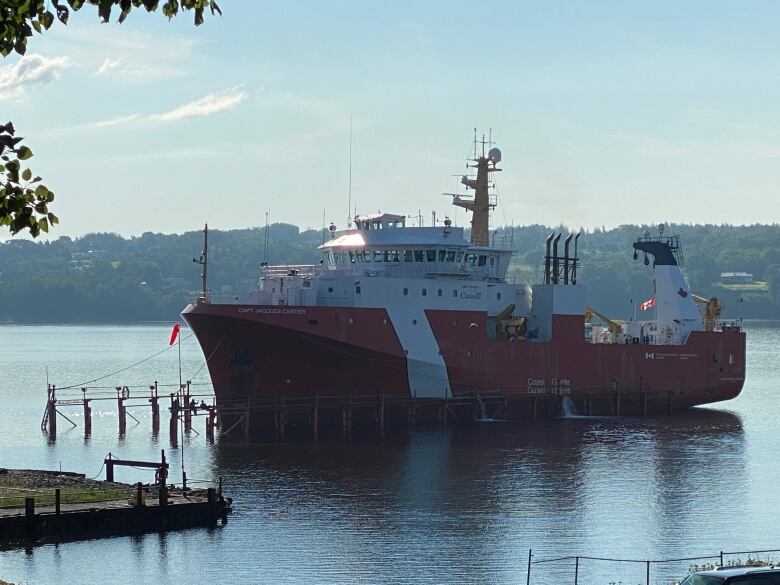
[[0, 322, 779, 584]]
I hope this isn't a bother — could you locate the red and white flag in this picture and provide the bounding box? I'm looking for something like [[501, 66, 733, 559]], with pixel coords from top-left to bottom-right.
[[169, 323, 181, 345], [640, 297, 656, 311]]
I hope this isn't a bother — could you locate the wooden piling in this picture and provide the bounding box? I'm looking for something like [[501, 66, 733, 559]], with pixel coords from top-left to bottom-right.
[[641, 391, 648, 417], [312, 394, 319, 440], [243, 399, 251, 442], [183, 382, 192, 433], [206, 407, 216, 440], [378, 393, 385, 433], [82, 389, 91, 437], [150, 382, 160, 434], [46, 385, 57, 437], [169, 394, 178, 446], [117, 387, 128, 435], [55, 489, 61, 515], [278, 395, 286, 441]]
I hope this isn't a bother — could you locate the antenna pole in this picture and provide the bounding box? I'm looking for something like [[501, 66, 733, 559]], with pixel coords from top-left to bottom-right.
[[347, 115, 353, 228], [263, 211, 270, 264], [201, 223, 208, 303]]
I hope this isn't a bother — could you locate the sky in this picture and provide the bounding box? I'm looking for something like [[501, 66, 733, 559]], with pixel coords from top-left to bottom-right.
[[2, 1, 780, 239]]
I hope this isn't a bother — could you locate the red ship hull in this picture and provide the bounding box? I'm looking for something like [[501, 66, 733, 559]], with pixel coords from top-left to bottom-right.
[[183, 303, 745, 436]]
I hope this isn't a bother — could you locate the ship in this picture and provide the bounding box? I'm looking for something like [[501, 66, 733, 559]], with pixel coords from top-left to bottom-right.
[[182, 134, 746, 438]]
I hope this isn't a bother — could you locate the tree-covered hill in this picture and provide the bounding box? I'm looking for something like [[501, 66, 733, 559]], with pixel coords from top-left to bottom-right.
[[0, 222, 778, 323]]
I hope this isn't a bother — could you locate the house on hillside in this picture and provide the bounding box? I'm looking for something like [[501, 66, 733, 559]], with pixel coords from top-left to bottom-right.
[[720, 272, 754, 284]]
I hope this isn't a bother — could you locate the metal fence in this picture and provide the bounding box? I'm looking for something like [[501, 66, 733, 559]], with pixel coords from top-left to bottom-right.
[[526, 547, 780, 585]]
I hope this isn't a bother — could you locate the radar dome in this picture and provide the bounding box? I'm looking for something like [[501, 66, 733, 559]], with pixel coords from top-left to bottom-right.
[[488, 147, 502, 163]]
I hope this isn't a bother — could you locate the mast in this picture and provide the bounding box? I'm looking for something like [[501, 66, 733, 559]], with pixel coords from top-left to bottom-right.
[[193, 223, 209, 304], [451, 130, 500, 246], [201, 223, 208, 303]]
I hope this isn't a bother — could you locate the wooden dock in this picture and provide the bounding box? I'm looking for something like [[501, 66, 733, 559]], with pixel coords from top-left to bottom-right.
[[0, 466, 231, 549]]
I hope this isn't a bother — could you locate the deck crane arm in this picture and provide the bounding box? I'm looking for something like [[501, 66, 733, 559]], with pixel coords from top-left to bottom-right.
[[584, 306, 623, 336]]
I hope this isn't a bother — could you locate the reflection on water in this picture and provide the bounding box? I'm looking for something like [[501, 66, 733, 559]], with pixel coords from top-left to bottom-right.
[[0, 323, 777, 585]]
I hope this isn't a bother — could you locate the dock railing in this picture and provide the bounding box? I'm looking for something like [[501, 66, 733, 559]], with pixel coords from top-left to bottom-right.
[[526, 547, 780, 585]]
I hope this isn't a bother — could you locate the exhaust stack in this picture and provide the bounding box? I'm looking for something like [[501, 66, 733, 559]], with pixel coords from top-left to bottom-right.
[[544, 233, 554, 284]]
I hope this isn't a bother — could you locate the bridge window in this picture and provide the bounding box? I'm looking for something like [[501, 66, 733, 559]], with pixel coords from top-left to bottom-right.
[[349, 251, 355, 263], [438, 250, 446, 262], [490, 257, 495, 266], [404, 250, 413, 262], [446, 251, 456, 262], [374, 251, 383, 262], [497, 292, 502, 300], [422, 288, 427, 296], [456, 251, 465, 262], [438, 289, 442, 297], [467, 254, 478, 266], [452, 289, 458, 298], [403, 288, 408, 296], [414, 250, 425, 262], [478, 255, 487, 267], [426, 250, 436, 262]]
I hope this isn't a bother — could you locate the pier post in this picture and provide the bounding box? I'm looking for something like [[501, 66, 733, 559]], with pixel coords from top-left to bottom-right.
[[347, 393, 353, 434], [150, 382, 160, 434], [574, 556, 579, 585], [158, 450, 168, 507], [55, 488, 61, 515], [116, 387, 127, 436], [82, 388, 91, 437], [47, 385, 57, 437], [135, 482, 143, 507], [378, 393, 385, 434], [312, 394, 319, 441], [243, 398, 251, 442], [278, 395, 286, 441], [25, 497, 35, 519], [183, 382, 192, 433], [169, 394, 179, 446], [206, 406, 216, 441], [106, 453, 114, 482]]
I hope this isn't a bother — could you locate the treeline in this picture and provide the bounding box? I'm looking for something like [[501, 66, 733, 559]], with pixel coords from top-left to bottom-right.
[[0, 222, 778, 323]]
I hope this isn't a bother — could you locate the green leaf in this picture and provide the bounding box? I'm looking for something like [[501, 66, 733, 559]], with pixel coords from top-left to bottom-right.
[[40, 11, 55, 30], [22, 168, 32, 181], [34, 185, 49, 198], [16, 146, 33, 160], [38, 217, 49, 233]]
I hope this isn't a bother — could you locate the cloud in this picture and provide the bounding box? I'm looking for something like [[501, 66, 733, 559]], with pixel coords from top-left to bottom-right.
[[89, 87, 246, 128], [150, 86, 247, 122], [91, 113, 141, 128], [93, 56, 185, 84], [0, 54, 72, 100], [95, 57, 122, 76]]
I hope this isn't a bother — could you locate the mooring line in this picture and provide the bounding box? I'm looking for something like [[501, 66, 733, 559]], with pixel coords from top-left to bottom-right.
[[56, 333, 195, 390]]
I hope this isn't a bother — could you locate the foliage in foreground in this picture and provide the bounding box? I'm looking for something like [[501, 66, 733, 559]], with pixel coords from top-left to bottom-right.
[[0, 0, 222, 239]]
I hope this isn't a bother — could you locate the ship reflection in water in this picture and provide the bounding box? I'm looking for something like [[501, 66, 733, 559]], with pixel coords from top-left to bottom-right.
[[205, 409, 746, 585]]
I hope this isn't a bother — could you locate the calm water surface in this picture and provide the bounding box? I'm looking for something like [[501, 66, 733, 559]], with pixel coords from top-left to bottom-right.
[[0, 322, 778, 584]]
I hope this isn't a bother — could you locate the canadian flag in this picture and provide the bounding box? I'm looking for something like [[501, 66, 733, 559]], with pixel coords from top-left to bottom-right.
[[169, 323, 181, 345], [640, 297, 656, 311]]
